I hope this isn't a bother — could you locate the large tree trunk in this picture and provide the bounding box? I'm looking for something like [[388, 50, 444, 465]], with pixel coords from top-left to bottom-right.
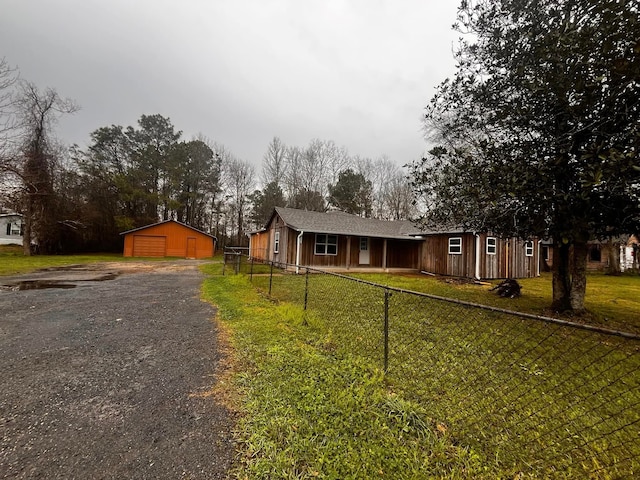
[[551, 241, 588, 313], [551, 243, 572, 311], [569, 241, 588, 312], [606, 238, 621, 275]]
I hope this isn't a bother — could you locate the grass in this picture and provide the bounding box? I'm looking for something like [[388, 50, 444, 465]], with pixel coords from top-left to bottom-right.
[[347, 271, 640, 334], [201, 263, 489, 479], [0, 245, 179, 276], [209, 260, 640, 478]]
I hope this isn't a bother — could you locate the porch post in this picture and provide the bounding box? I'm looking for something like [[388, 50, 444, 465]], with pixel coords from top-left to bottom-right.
[[475, 233, 481, 280], [382, 239, 388, 270], [295, 230, 304, 274], [346, 236, 351, 269]]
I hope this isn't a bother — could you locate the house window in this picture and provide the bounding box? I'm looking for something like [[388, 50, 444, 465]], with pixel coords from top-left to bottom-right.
[[315, 234, 338, 255], [274, 231, 280, 253], [525, 241, 534, 257], [542, 245, 550, 261], [5, 223, 10, 235], [589, 245, 601, 262], [448, 237, 462, 255], [486, 237, 497, 255]]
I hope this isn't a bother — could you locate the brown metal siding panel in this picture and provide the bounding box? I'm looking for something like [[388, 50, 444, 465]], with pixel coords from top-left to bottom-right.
[[123, 234, 133, 257]]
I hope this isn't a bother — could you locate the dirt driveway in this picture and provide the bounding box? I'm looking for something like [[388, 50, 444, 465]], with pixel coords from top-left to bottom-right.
[[0, 261, 234, 479]]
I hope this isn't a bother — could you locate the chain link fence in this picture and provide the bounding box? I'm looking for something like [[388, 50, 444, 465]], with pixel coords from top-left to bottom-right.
[[223, 253, 640, 478]]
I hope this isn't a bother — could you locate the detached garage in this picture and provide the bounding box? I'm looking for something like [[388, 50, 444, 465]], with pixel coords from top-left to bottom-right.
[[121, 220, 216, 259]]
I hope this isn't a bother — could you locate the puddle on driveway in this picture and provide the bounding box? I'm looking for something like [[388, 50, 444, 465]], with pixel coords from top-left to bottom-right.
[[1, 272, 119, 291], [1, 280, 77, 291]]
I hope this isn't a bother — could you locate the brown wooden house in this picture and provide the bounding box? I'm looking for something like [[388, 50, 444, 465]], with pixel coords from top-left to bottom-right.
[[121, 220, 216, 259], [540, 235, 638, 273], [250, 207, 423, 271], [420, 231, 540, 279], [249, 207, 540, 278]]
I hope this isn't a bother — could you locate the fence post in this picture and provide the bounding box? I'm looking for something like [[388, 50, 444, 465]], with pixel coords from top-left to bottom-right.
[[250, 257, 254, 281], [304, 268, 309, 310], [222, 253, 226, 276], [235, 253, 240, 274], [384, 289, 390, 374], [269, 261, 274, 295]]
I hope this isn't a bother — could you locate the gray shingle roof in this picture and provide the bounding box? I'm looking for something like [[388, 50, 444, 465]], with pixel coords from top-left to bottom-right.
[[273, 207, 425, 240]]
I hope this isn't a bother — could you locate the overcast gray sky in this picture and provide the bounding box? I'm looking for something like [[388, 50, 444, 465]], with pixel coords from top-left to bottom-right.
[[1, 0, 460, 168]]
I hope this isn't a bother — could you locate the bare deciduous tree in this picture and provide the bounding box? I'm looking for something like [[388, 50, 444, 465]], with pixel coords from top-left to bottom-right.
[[0, 59, 19, 189], [15, 81, 77, 254], [261, 136, 287, 188], [223, 156, 255, 245]]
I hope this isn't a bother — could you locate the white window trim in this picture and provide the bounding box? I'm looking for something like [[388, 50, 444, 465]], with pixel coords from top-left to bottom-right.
[[486, 237, 497, 255], [448, 237, 462, 255], [315, 233, 338, 256], [525, 241, 534, 257], [274, 231, 280, 253]]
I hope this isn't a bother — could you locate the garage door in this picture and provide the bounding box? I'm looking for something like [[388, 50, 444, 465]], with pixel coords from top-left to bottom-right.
[[133, 235, 166, 257]]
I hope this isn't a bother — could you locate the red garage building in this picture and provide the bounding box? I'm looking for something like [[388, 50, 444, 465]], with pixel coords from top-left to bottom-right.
[[121, 220, 216, 259]]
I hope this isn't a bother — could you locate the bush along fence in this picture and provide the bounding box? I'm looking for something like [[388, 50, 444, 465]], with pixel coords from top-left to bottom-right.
[[222, 253, 640, 478]]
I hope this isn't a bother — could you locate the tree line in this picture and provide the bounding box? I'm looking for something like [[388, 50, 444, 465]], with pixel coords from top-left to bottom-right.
[[0, 60, 415, 254]]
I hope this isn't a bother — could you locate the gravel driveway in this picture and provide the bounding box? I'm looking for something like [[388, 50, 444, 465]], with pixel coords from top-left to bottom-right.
[[0, 261, 234, 479]]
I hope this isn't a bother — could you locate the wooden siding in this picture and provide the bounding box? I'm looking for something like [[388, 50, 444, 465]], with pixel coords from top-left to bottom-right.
[[421, 233, 539, 279], [505, 238, 538, 278], [250, 215, 299, 264], [248, 211, 539, 277], [477, 234, 538, 279], [299, 232, 349, 267], [421, 233, 476, 277], [123, 221, 214, 259], [387, 239, 421, 268], [250, 230, 270, 260]]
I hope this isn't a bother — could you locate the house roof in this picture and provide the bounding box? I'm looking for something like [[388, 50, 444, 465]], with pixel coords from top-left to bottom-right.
[[268, 207, 426, 240], [119, 219, 217, 239]]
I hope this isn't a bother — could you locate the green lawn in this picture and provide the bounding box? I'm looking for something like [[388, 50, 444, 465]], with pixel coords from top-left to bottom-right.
[[202, 267, 488, 479], [348, 271, 640, 334], [206, 262, 640, 479]]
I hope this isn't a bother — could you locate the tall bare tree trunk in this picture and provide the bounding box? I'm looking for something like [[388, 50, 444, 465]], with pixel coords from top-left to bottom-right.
[[22, 196, 32, 256]]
